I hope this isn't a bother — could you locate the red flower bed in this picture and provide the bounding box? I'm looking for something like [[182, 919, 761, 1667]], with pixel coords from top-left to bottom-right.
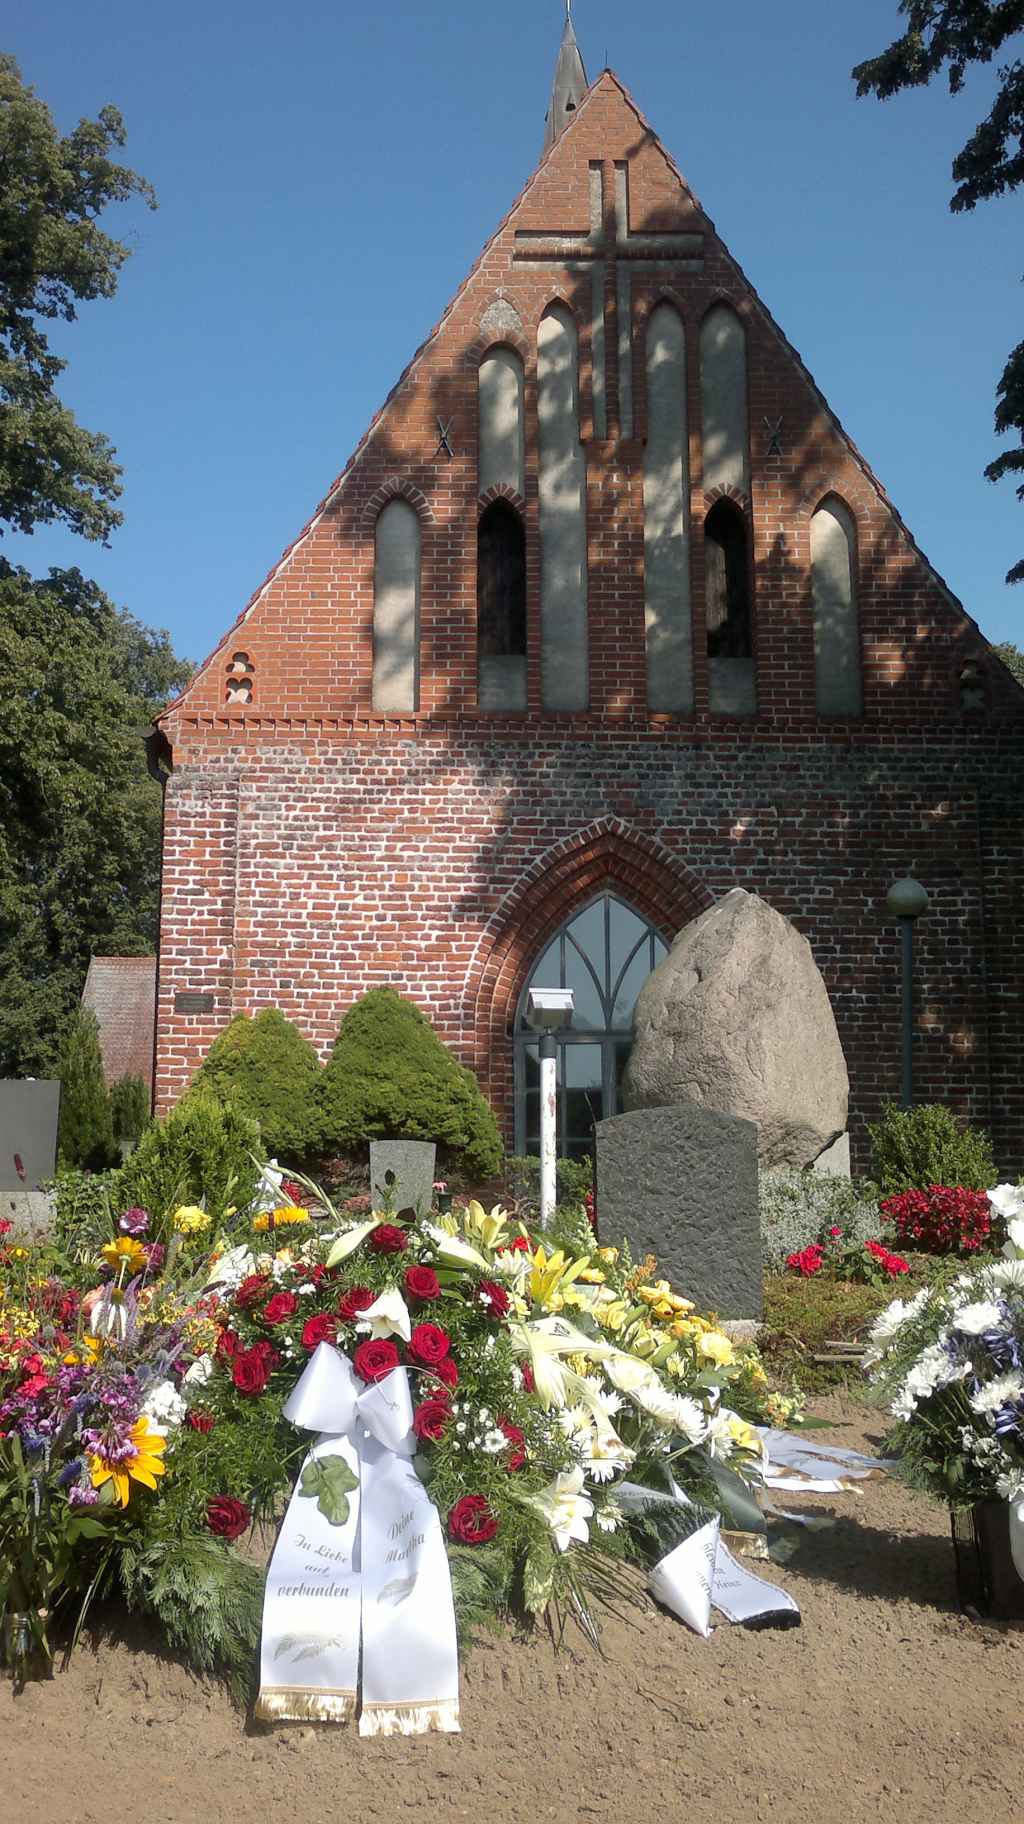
[[879, 1185, 992, 1255]]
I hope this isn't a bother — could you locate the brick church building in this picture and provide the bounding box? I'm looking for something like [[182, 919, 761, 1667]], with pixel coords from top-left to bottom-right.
[[152, 21, 1024, 1173]]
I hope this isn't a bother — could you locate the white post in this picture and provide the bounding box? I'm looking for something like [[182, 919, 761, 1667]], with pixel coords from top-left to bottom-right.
[[539, 1032, 558, 1230]]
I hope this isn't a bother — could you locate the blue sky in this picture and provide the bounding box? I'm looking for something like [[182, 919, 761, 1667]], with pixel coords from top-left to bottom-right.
[[8, 0, 1023, 661]]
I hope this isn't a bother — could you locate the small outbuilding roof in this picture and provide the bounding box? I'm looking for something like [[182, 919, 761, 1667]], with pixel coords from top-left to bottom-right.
[[82, 956, 157, 1090]]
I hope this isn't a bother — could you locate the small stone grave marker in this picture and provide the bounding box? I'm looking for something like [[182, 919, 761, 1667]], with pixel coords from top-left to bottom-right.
[[595, 1101, 761, 1320], [0, 1080, 61, 1237], [369, 1140, 436, 1216]]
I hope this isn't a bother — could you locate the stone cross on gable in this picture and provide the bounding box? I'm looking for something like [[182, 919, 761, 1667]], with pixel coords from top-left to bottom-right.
[[513, 161, 704, 438]]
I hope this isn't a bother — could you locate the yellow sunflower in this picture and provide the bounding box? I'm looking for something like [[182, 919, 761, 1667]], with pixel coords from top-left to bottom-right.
[[99, 1237, 147, 1277], [89, 1418, 167, 1507]]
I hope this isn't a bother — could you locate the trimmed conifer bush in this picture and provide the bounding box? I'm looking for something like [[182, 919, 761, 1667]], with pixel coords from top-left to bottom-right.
[[56, 1008, 116, 1171], [110, 1074, 151, 1150], [193, 1008, 324, 1162], [118, 1087, 265, 1227], [319, 988, 503, 1178]]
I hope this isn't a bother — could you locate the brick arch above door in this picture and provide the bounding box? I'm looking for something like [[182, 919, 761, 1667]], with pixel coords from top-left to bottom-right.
[[462, 818, 712, 1123]]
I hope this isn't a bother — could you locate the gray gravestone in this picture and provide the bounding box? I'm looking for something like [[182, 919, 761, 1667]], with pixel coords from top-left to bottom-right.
[[596, 1102, 761, 1320], [369, 1140, 436, 1216], [0, 1080, 61, 1237]]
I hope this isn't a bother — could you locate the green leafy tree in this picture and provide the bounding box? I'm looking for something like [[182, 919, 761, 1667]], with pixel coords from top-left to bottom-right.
[[0, 53, 155, 541], [853, 5, 1024, 580], [319, 988, 503, 1179], [194, 1009, 324, 1163], [0, 562, 192, 1076], [993, 637, 1024, 682], [56, 1007, 115, 1170]]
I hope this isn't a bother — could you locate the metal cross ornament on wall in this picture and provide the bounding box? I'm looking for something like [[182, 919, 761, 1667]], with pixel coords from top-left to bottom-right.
[[433, 416, 456, 460], [763, 415, 784, 457], [513, 161, 704, 439]]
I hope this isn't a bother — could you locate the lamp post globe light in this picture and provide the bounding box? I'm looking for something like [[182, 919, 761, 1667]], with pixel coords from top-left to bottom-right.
[[885, 877, 929, 1110], [525, 987, 575, 1229]]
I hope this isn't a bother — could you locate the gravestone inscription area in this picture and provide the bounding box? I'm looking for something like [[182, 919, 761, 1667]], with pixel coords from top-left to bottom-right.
[[369, 1140, 437, 1216], [0, 1079, 61, 1236], [595, 1102, 761, 1320]]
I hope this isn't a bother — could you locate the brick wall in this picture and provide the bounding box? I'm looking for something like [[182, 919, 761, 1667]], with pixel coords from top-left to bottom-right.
[[155, 72, 1024, 1173]]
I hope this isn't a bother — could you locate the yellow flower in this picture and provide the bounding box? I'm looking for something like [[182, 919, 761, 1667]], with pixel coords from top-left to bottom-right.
[[172, 1205, 211, 1236], [527, 1246, 592, 1310], [698, 1331, 736, 1367], [727, 1415, 757, 1452], [253, 1205, 309, 1233], [629, 1324, 658, 1358], [593, 1300, 627, 1333], [99, 1237, 147, 1276], [596, 1247, 619, 1265], [578, 1267, 606, 1284], [664, 1352, 686, 1378], [461, 1199, 509, 1251], [671, 1315, 711, 1341], [89, 1418, 166, 1507], [637, 1280, 672, 1306]]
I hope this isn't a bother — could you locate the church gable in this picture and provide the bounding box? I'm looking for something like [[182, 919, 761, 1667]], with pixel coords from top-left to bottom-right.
[[160, 71, 1021, 736]]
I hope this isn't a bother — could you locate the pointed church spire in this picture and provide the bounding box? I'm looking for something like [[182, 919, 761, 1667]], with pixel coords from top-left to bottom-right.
[[543, 5, 588, 152]]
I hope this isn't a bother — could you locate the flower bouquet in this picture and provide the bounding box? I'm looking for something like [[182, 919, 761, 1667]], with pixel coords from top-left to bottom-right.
[[864, 1183, 1024, 1615]]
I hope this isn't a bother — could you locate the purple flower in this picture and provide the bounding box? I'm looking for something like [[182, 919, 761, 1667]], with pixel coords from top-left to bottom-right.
[[143, 1243, 166, 1272], [119, 1207, 150, 1237], [57, 1458, 85, 1488], [68, 1485, 99, 1507]]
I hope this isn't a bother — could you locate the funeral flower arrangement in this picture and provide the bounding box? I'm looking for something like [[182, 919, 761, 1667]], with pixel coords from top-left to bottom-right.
[[864, 1184, 1024, 1511], [0, 1173, 796, 1717]]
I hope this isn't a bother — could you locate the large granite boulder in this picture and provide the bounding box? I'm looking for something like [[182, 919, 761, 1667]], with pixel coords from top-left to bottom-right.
[[623, 889, 848, 1169]]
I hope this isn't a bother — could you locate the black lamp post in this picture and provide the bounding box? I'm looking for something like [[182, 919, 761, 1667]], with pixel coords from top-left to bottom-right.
[[885, 876, 929, 1109]]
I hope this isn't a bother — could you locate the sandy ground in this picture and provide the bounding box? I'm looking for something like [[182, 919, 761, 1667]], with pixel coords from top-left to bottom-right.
[[3, 1396, 1021, 1824]]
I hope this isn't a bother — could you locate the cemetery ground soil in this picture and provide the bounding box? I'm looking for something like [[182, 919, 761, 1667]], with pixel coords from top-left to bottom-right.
[[4, 1397, 1021, 1824]]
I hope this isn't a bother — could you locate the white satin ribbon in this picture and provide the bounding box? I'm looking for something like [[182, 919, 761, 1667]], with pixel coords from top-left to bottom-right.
[[617, 1478, 800, 1637], [1009, 1501, 1024, 1587], [255, 1344, 460, 1735]]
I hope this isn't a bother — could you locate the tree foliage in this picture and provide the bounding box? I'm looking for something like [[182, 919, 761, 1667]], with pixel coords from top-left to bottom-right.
[[56, 1007, 115, 1171], [194, 1009, 324, 1163], [319, 988, 504, 1179], [0, 561, 191, 1076], [993, 637, 1024, 681], [853, 5, 1024, 580], [0, 54, 155, 542]]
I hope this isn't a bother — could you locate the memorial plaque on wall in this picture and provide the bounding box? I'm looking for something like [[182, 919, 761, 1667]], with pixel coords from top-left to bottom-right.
[[175, 991, 215, 1015]]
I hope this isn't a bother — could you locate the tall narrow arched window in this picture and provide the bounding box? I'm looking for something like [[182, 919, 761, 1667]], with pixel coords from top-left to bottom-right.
[[477, 500, 527, 709], [705, 498, 755, 713], [537, 303, 589, 710], [514, 894, 669, 1158], [810, 498, 862, 715], [699, 303, 749, 495], [478, 347, 525, 498], [643, 301, 693, 712], [372, 498, 420, 712]]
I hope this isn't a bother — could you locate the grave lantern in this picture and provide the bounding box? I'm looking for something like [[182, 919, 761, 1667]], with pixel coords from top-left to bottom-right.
[[525, 987, 575, 1229]]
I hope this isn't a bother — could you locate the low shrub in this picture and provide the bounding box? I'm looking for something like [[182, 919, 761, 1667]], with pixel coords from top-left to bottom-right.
[[879, 1184, 994, 1255], [44, 1167, 125, 1261], [759, 1168, 883, 1272], [193, 1008, 324, 1163], [117, 1088, 265, 1235], [867, 1102, 996, 1195], [318, 989, 503, 1179], [504, 1154, 592, 1217]]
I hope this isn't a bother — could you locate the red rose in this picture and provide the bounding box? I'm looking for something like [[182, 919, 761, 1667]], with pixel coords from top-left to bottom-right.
[[447, 1495, 499, 1546], [248, 1338, 279, 1365], [353, 1338, 400, 1383], [215, 1327, 240, 1361], [309, 1263, 338, 1286], [408, 1322, 451, 1366], [188, 1411, 216, 1434], [301, 1314, 338, 1351], [370, 1224, 408, 1254], [499, 1420, 526, 1471], [476, 1280, 511, 1321], [262, 1291, 298, 1326], [520, 1362, 535, 1394], [404, 1265, 440, 1302], [336, 1286, 376, 1322], [206, 1496, 250, 1540], [433, 1355, 459, 1390], [412, 1396, 451, 1443], [235, 1273, 271, 1311], [507, 1236, 529, 1253], [232, 1348, 271, 1396]]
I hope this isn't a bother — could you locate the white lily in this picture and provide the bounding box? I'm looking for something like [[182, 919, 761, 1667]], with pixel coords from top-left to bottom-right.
[[423, 1222, 489, 1271], [325, 1218, 381, 1269], [1006, 1216, 1024, 1260], [527, 1466, 594, 1552], [204, 1243, 257, 1292], [356, 1286, 412, 1342], [990, 1183, 1024, 1222]]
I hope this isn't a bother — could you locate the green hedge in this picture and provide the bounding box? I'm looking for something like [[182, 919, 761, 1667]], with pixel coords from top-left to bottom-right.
[[194, 1008, 323, 1162], [867, 1103, 996, 1195]]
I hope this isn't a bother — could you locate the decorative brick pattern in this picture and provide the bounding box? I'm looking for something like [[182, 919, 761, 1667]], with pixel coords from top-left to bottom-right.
[[155, 73, 1024, 1173]]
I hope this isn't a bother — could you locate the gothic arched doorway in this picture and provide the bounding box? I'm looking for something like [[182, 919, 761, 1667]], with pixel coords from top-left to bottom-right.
[[513, 893, 669, 1159]]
